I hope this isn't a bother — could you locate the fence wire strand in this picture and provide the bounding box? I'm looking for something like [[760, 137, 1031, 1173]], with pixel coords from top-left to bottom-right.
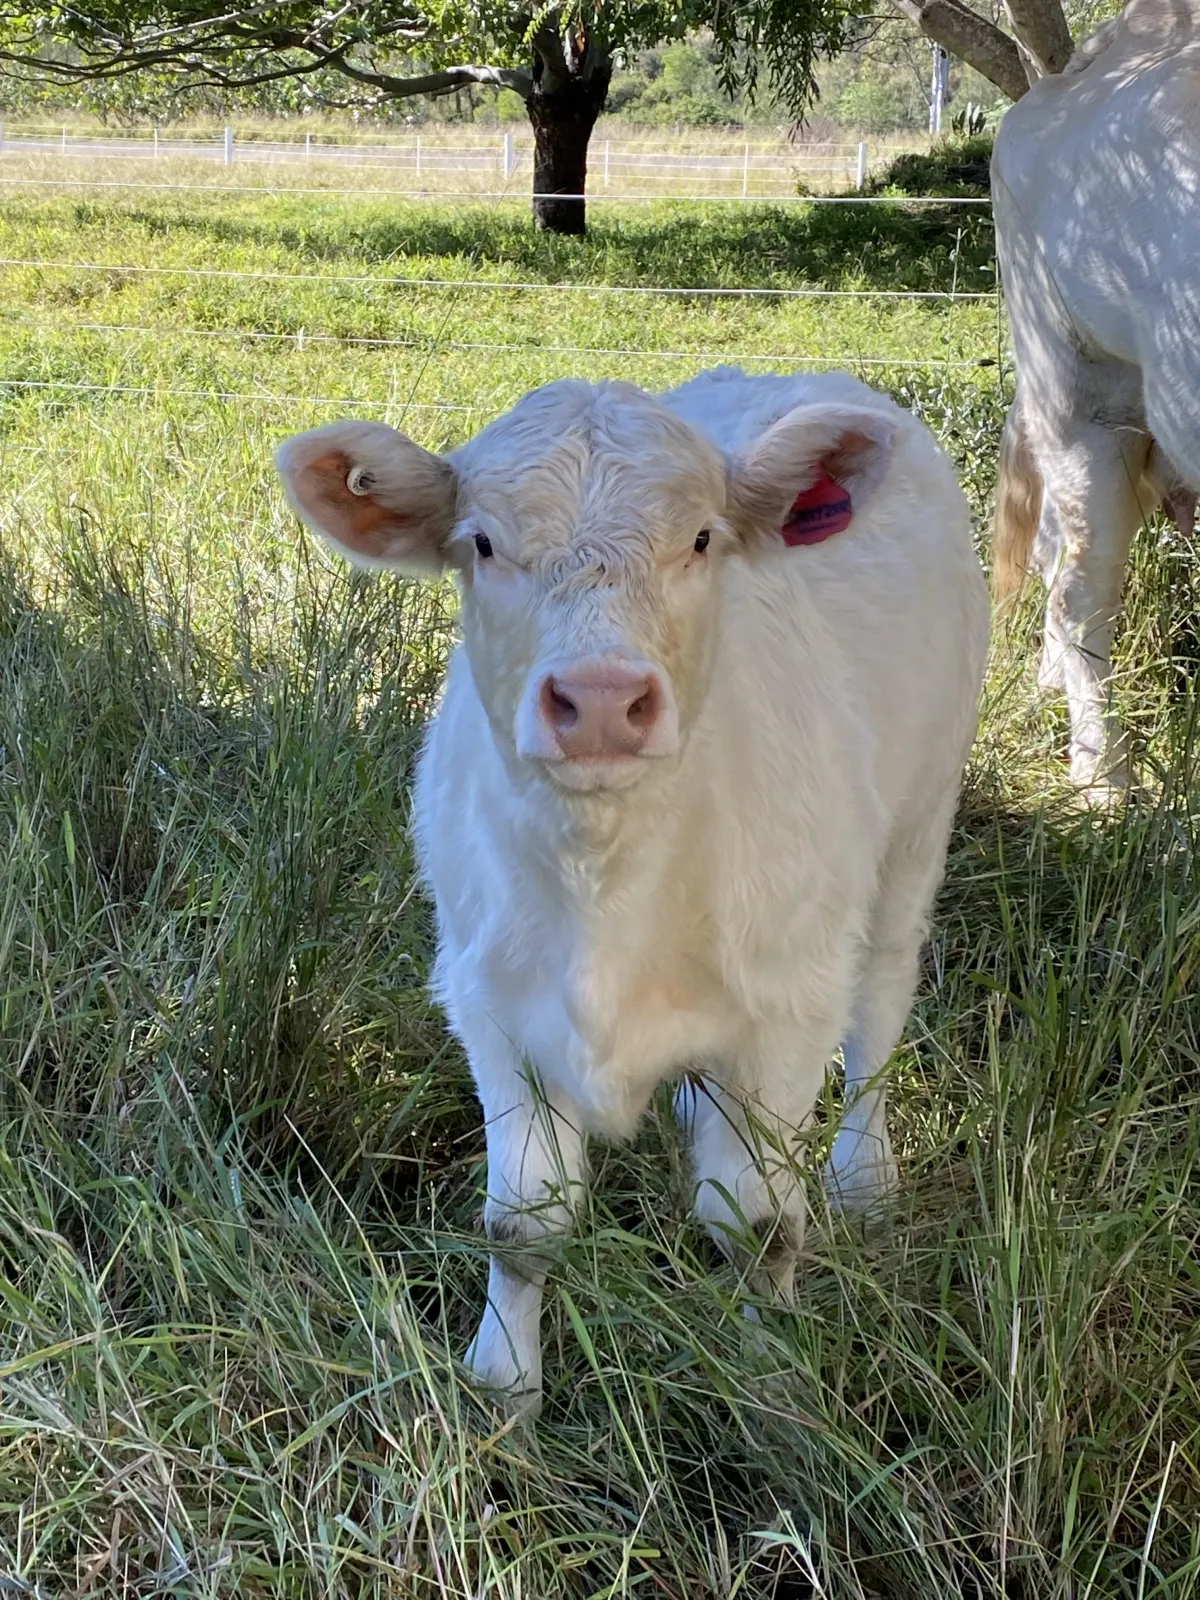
[[0, 168, 995, 206], [0, 257, 997, 302], [0, 377, 475, 410], [1, 316, 1003, 370]]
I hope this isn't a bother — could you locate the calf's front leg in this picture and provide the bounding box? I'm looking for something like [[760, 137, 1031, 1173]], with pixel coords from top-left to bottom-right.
[[677, 1028, 827, 1304], [460, 1021, 586, 1416]]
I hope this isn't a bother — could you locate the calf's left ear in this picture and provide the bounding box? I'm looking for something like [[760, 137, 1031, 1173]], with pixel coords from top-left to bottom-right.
[[727, 403, 897, 546], [276, 420, 459, 574]]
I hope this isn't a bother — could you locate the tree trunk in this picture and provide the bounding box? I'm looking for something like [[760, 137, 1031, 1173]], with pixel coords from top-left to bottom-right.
[[525, 45, 611, 235]]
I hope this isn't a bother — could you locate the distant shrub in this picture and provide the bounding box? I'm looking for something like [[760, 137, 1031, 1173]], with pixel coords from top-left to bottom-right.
[[645, 94, 735, 126], [834, 80, 913, 137], [865, 133, 994, 197], [951, 102, 988, 137]]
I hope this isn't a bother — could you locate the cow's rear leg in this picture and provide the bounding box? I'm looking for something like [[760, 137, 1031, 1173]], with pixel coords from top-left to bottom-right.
[[1031, 499, 1069, 692], [1035, 420, 1150, 796], [826, 810, 957, 1210]]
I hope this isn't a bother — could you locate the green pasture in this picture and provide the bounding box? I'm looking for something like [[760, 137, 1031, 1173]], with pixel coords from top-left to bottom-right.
[[0, 187, 1197, 1599]]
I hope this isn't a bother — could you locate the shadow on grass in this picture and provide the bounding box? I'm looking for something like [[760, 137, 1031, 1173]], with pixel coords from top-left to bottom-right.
[[5, 500, 1197, 1197], [4, 536, 1199, 1597], [930, 728, 1200, 1129], [37, 193, 1000, 296], [0, 534, 469, 1186]]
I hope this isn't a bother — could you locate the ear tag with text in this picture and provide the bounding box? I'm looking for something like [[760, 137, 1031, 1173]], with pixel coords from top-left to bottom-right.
[[780, 473, 853, 546]]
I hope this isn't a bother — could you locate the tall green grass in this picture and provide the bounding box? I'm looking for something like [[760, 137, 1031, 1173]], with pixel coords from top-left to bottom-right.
[[0, 190, 1197, 1598]]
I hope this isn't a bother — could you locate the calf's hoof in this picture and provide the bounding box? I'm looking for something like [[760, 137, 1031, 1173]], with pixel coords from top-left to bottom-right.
[[464, 1326, 543, 1419], [1072, 776, 1129, 811], [464, 1305, 544, 1420], [1068, 744, 1130, 805]]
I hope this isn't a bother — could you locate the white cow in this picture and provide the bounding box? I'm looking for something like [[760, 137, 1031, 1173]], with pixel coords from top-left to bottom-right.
[[278, 367, 989, 1414], [991, 0, 1200, 798]]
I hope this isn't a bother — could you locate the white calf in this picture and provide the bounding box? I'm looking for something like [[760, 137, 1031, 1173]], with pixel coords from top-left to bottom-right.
[[991, 0, 1200, 797], [278, 367, 989, 1414]]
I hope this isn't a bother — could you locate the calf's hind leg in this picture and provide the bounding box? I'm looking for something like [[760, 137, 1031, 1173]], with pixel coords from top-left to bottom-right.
[[1033, 417, 1150, 795], [1032, 498, 1069, 692]]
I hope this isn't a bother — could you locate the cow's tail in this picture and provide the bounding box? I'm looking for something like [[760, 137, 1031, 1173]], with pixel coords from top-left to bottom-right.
[[992, 393, 1043, 604]]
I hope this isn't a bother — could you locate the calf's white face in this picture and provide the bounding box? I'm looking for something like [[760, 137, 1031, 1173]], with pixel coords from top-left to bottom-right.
[[276, 379, 895, 794], [455, 387, 730, 792]]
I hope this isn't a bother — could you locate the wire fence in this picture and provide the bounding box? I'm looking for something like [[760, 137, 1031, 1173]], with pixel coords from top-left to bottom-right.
[[0, 377, 476, 411], [1, 318, 1002, 369], [0, 124, 916, 196], [0, 173, 994, 206], [0, 257, 998, 301], [0, 162, 1006, 425]]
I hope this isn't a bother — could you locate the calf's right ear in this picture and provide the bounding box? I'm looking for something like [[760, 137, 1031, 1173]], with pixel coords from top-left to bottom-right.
[[275, 421, 459, 575]]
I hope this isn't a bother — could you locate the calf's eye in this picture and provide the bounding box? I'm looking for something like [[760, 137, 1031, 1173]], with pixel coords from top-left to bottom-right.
[[694, 530, 711, 553], [474, 533, 494, 559]]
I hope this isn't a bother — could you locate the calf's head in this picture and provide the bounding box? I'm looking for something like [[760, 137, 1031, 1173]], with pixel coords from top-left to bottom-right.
[[277, 380, 894, 793]]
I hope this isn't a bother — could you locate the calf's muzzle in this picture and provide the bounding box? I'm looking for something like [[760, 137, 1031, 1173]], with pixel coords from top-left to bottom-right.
[[532, 659, 676, 763]]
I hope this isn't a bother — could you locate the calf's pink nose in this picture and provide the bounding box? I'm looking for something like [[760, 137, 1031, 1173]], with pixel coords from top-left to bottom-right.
[[538, 665, 664, 760]]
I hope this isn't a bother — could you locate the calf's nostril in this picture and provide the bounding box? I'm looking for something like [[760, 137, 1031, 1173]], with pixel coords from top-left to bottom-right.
[[542, 679, 579, 730], [535, 667, 668, 758], [626, 680, 659, 729], [627, 691, 651, 727]]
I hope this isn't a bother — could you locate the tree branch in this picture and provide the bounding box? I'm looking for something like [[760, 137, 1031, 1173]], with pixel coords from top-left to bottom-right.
[[266, 38, 532, 99], [889, 0, 1030, 100], [0, 27, 532, 100], [530, 18, 569, 89], [0, 41, 233, 81]]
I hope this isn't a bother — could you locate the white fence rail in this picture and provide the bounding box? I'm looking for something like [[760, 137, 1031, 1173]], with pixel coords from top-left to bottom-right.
[[0, 123, 890, 192]]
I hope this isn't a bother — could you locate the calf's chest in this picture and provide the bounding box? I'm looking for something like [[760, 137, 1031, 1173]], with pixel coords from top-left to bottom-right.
[[486, 893, 740, 1138]]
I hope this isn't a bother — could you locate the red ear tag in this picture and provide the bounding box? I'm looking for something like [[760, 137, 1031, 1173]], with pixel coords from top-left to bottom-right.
[[780, 472, 853, 546]]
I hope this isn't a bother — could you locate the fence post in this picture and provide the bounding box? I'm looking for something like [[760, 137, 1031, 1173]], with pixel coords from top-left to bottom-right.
[[0, 121, 5, 153], [153, 127, 159, 158], [62, 126, 67, 155], [742, 142, 750, 198], [305, 131, 312, 159], [502, 130, 513, 180], [856, 140, 868, 189], [604, 139, 610, 189], [416, 134, 422, 178], [223, 126, 234, 166], [929, 44, 950, 134]]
